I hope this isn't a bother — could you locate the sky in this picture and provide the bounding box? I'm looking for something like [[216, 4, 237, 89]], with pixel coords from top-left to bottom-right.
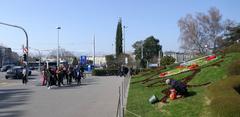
[[0, 0, 240, 56]]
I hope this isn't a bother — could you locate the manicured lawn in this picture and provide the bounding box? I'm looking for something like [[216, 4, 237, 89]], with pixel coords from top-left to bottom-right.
[[126, 53, 240, 117]]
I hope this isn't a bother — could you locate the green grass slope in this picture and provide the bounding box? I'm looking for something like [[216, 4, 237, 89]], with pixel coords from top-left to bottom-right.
[[126, 53, 240, 117]]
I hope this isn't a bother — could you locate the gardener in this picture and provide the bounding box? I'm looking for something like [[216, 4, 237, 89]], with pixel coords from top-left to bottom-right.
[[165, 79, 188, 98]]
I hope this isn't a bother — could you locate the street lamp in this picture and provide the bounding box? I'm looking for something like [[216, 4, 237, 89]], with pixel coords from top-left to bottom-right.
[[204, 44, 208, 55], [123, 25, 128, 54], [141, 41, 143, 60], [0, 21, 29, 79], [30, 48, 42, 72], [56, 26, 61, 67]]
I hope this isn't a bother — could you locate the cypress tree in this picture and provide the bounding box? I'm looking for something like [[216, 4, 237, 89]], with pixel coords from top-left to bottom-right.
[[115, 18, 123, 57]]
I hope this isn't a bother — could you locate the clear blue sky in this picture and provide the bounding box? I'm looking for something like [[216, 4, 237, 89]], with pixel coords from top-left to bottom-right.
[[0, 0, 240, 55]]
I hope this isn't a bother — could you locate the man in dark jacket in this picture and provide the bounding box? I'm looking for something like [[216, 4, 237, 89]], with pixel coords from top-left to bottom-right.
[[75, 66, 81, 85], [166, 79, 188, 97]]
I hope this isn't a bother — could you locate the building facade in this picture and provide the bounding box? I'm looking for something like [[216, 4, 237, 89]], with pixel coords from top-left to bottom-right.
[[87, 56, 106, 67], [0, 46, 19, 67], [163, 51, 195, 63]]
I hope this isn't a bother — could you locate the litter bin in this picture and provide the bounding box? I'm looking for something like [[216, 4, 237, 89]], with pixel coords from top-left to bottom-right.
[[149, 95, 159, 104]]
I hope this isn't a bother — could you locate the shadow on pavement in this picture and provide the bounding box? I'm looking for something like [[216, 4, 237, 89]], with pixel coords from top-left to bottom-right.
[[0, 88, 33, 117], [0, 110, 24, 117], [50, 83, 95, 90]]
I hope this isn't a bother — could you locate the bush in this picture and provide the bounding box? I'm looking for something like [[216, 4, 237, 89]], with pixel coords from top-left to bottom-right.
[[228, 60, 240, 76], [206, 76, 240, 117], [224, 43, 240, 53], [160, 56, 176, 66], [92, 69, 119, 76]]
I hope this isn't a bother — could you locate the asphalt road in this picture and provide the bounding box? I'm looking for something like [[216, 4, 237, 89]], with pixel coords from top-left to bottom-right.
[[0, 71, 123, 117]]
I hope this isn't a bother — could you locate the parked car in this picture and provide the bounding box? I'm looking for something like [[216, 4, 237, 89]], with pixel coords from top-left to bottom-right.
[[1, 65, 14, 72], [5, 66, 32, 79]]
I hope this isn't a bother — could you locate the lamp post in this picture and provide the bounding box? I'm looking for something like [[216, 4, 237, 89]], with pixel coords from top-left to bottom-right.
[[123, 26, 128, 54], [0, 21, 29, 79], [30, 48, 41, 72], [141, 41, 144, 70], [93, 34, 95, 66], [56, 26, 61, 67], [204, 44, 208, 55], [141, 41, 143, 60]]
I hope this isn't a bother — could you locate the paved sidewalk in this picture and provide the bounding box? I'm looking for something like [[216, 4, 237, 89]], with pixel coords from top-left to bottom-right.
[[0, 75, 123, 117]]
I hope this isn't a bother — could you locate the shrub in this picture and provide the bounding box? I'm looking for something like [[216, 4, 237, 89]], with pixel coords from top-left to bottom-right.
[[160, 56, 176, 66], [92, 69, 118, 76], [206, 76, 240, 117], [228, 60, 240, 76]]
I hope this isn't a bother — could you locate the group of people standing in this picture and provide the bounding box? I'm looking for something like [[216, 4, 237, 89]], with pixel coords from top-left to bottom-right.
[[41, 64, 85, 89]]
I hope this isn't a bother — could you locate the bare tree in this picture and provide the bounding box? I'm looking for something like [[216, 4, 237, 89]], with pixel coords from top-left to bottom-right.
[[178, 7, 232, 54], [178, 14, 205, 54], [48, 48, 75, 61]]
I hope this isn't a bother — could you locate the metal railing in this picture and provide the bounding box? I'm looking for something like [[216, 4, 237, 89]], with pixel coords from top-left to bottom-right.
[[116, 73, 141, 117]]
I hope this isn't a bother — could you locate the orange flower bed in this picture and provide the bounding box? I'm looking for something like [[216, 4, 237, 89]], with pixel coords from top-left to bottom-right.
[[160, 72, 168, 77], [187, 64, 199, 70], [206, 55, 216, 61], [176, 65, 185, 69]]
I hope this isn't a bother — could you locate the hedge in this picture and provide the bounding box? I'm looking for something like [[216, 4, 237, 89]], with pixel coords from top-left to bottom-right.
[[206, 76, 240, 117], [92, 69, 119, 76]]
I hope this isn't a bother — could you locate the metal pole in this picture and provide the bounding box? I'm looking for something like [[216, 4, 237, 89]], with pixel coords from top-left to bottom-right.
[[93, 34, 95, 66], [0, 22, 29, 79], [124, 26, 125, 54], [38, 50, 41, 72], [30, 48, 43, 72], [141, 41, 143, 59], [141, 41, 144, 70], [57, 29, 59, 67], [56, 27, 61, 67]]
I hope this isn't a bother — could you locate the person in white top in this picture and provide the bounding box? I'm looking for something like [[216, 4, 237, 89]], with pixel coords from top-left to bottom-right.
[[22, 66, 28, 84]]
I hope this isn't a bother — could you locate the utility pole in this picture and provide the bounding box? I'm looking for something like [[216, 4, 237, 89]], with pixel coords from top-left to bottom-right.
[[141, 41, 143, 59], [140, 41, 144, 70], [56, 26, 61, 67], [31, 48, 41, 72], [123, 25, 128, 54], [93, 34, 96, 66]]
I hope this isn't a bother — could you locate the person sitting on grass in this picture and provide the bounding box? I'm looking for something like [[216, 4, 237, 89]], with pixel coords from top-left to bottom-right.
[[165, 79, 188, 98]]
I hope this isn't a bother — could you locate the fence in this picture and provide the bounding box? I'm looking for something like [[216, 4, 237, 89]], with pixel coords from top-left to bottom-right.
[[116, 74, 141, 117]]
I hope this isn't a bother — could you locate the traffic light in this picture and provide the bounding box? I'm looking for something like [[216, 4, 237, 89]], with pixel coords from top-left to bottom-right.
[[23, 54, 27, 61]]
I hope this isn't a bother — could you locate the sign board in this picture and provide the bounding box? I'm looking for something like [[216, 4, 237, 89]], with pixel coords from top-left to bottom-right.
[[80, 56, 87, 65]]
